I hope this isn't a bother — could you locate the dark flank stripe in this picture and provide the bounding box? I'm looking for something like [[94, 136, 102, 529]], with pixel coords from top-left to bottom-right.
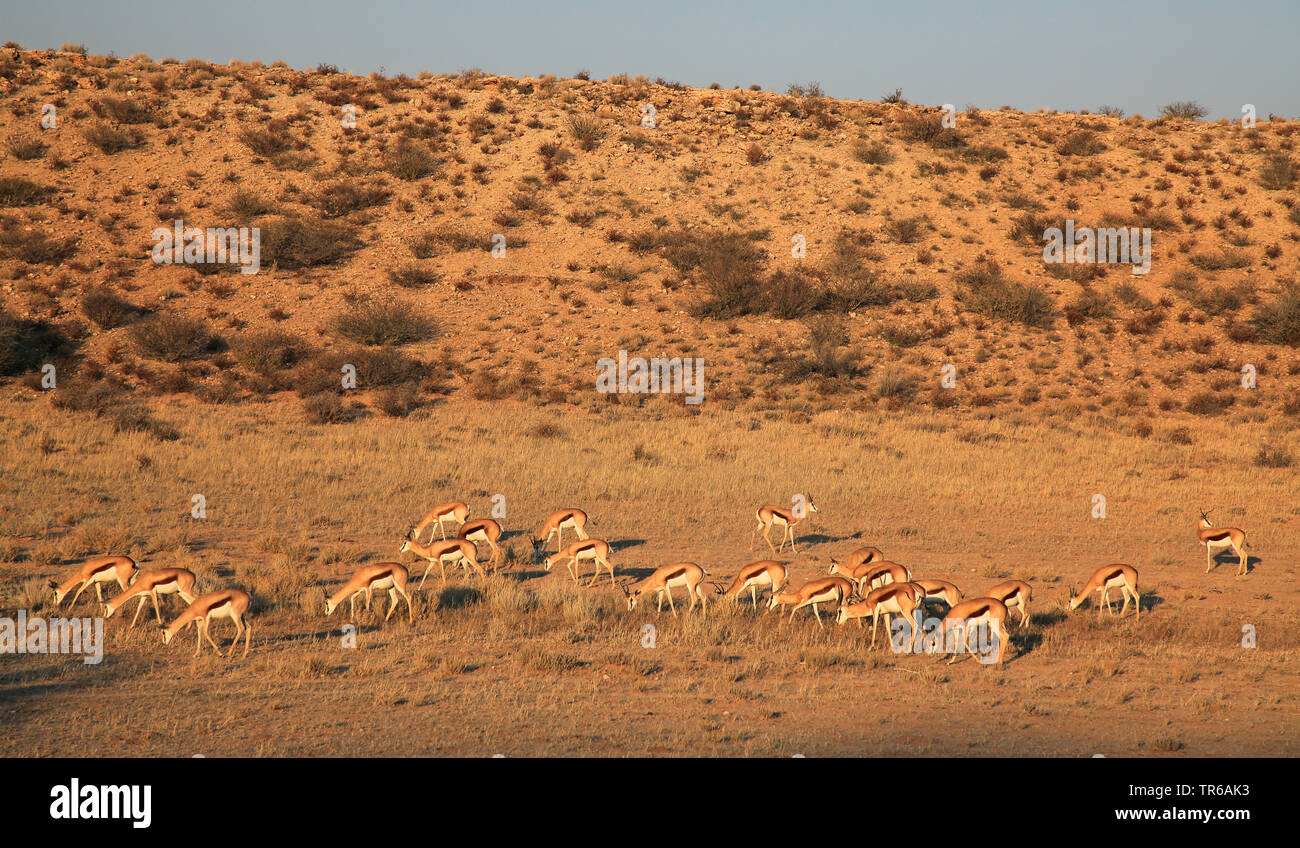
[[666, 568, 687, 582], [1205, 531, 1231, 541]]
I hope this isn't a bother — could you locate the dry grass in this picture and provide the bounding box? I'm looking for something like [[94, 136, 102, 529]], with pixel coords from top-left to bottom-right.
[[0, 396, 1296, 756]]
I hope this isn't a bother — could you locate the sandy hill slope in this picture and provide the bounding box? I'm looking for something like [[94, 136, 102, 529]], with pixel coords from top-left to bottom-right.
[[1, 46, 1298, 430]]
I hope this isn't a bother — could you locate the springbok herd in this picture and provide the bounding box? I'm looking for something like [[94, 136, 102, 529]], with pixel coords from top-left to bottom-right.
[[44, 499, 1252, 664]]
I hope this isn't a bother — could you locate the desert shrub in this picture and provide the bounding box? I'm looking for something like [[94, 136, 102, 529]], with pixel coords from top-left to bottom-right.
[[898, 112, 963, 148], [0, 176, 53, 206], [222, 190, 279, 221], [875, 364, 918, 399], [409, 227, 483, 257], [5, 136, 48, 160], [0, 307, 67, 376], [1063, 289, 1115, 325], [885, 215, 926, 243], [1251, 285, 1300, 345], [388, 265, 441, 288], [852, 141, 893, 164], [1159, 101, 1207, 120], [331, 301, 437, 346], [374, 386, 422, 417], [303, 392, 347, 423], [106, 405, 181, 440], [257, 216, 360, 268], [80, 288, 139, 329], [1188, 249, 1251, 271], [956, 260, 1055, 328], [765, 269, 824, 319], [1259, 152, 1296, 190], [310, 180, 391, 218], [129, 314, 217, 361], [0, 227, 77, 264], [239, 125, 292, 157], [1184, 391, 1234, 415], [94, 96, 156, 124], [232, 330, 311, 374], [82, 123, 140, 154], [296, 347, 427, 396], [566, 114, 604, 150], [787, 314, 862, 379], [1056, 130, 1107, 156], [745, 144, 767, 165], [384, 138, 440, 181], [1008, 211, 1054, 244], [1253, 443, 1293, 468]]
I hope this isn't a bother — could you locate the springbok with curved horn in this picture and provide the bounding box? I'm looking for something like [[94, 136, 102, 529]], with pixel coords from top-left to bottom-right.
[[409, 501, 470, 543], [1198, 509, 1248, 576], [401, 537, 484, 587], [536, 508, 589, 553], [538, 538, 614, 587], [458, 518, 504, 572], [937, 597, 1011, 665], [984, 579, 1032, 630], [766, 575, 853, 627], [836, 581, 924, 650], [750, 496, 818, 555], [50, 556, 138, 609], [1067, 564, 1140, 620], [161, 589, 253, 658], [828, 546, 884, 574], [620, 563, 709, 617], [104, 567, 197, 628], [325, 562, 413, 623]]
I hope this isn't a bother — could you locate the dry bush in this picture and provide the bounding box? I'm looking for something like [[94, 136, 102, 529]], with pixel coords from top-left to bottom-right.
[[956, 260, 1055, 328], [852, 141, 893, 164], [257, 216, 361, 269], [310, 180, 391, 218], [566, 114, 604, 151], [1056, 130, 1107, 156], [331, 301, 437, 346], [0, 307, 67, 376], [1159, 101, 1207, 120], [80, 288, 139, 329], [128, 314, 217, 361], [388, 265, 441, 288], [384, 138, 440, 181], [0, 227, 78, 264], [5, 136, 48, 160], [232, 330, 312, 375], [0, 176, 53, 205], [82, 123, 141, 154], [1251, 285, 1300, 345]]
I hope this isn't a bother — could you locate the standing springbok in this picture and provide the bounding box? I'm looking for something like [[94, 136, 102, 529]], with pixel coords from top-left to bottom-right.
[[1198, 510, 1249, 576], [750, 496, 818, 555]]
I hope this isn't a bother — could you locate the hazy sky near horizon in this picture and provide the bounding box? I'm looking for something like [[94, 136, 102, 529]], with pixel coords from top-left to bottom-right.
[[4, 0, 1297, 119]]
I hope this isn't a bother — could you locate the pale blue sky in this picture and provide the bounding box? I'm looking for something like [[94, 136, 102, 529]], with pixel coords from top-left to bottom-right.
[[3, 0, 1297, 118]]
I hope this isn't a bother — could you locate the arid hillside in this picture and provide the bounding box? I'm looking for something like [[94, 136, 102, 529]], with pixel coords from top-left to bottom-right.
[[1, 45, 1298, 431]]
